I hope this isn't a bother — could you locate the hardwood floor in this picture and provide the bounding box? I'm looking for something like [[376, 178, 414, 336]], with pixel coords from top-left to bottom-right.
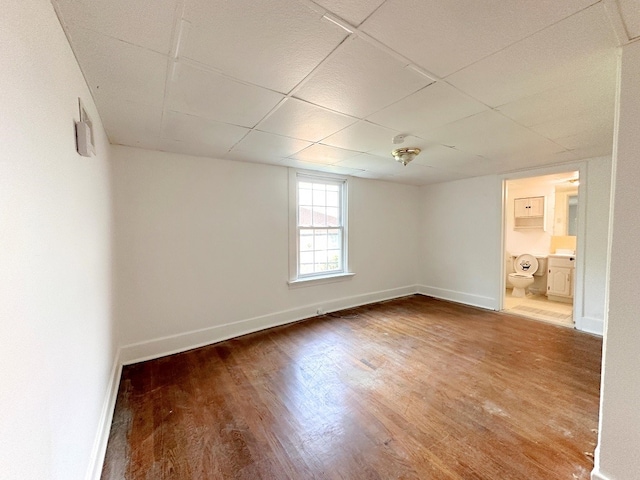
[[102, 295, 602, 479]]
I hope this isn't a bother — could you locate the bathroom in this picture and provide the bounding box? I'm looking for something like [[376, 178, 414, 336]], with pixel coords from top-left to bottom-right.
[[502, 171, 579, 326]]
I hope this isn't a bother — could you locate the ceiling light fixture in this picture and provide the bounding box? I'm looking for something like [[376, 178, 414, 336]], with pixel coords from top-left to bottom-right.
[[392, 147, 421, 166]]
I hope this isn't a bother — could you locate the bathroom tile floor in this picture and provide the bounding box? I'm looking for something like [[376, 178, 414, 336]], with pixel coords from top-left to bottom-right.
[[502, 289, 573, 327]]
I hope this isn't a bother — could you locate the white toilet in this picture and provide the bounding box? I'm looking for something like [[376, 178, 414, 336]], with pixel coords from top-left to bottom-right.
[[508, 254, 539, 298]]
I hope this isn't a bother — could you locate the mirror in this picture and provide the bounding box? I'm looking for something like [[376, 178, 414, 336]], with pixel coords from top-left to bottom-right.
[[554, 185, 579, 236]]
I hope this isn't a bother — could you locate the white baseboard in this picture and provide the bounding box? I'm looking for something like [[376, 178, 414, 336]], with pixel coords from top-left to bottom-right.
[[84, 349, 123, 480], [120, 285, 418, 365], [591, 468, 612, 480], [577, 316, 604, 336], [416, 284, 497, 311]]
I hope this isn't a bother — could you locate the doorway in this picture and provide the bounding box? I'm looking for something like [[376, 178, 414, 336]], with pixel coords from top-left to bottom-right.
[[501, 171, 579, 327]]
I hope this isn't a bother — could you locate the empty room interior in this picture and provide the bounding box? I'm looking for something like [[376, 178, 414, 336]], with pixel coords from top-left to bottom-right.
[[2, 1, 640, 479]]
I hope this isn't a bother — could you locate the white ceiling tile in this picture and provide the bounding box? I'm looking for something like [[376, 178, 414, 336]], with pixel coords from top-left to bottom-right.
[[360, 0, 598, 77], [67, 26, 168, 107], [446, 4, 618, 107], [98, 99, 162, 149], [167, 62, 284, 128], [367, 82, 489, 136], [551, 126, 615, 152], [290, 144, 361, 164], [222, 150, 288, 166], [560, 144, 613, 161], [229, 130, 311, 158], [334, 153, 404, 174], [387, 164, 467, 186], [181, 0, 347, 93], [257, 98, 356, 142], [54, 0, 178, 54], [412, 145, 499, 177], [350, 170, 396, 181], [311, 0, 386, 26], [496, 58, 617, 128], [279, 158, 365, 176], [158, 139, 229, 159], [162, 111, 249, 156], [421, 110, 565, 162], [531, 110, 614, 144], [618, 0, 640, 39], [321, 121, 400, 154], [295, 36, 432, 117]]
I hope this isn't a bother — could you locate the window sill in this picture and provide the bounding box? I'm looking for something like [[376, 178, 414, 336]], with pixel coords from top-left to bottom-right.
[[287, 272, 355, 288]]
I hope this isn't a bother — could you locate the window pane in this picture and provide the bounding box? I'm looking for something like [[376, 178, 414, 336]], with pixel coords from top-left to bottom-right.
[[314, 250, 327, 264], [299, 230, 314, 251], [326, 207, 339, 226], [314, 230, 327, 250], [295, 177, 345, 278], [312, 206, 327, 226], [300, 251, 314, 264], [300, 263, 314, 275], [299, 206, 312, 226], [312, 188, 325, 206], [326, 191, 339, 207], [299, 187, 312, 206], [328, 230, 341, 249]]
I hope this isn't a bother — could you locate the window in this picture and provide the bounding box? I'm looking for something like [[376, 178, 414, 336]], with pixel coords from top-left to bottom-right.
[[289, 171, 351, 284]]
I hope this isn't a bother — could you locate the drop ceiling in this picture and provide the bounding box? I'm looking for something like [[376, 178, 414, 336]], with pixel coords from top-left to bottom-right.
[[52, 0, 629, 186]]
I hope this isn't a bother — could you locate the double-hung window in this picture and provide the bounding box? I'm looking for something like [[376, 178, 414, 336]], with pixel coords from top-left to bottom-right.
[[289, 172, 350, 284]]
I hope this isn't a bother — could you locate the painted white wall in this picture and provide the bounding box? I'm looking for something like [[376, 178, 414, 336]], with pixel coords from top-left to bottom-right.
[[593, 41, 640, 480], [0, 2, 115, 480], [417, 175, 504, 310], [579, 156, 612, 335], [416, 158, 612, 333], [111, 146, 420, 356], [505, 183, 556, 256]]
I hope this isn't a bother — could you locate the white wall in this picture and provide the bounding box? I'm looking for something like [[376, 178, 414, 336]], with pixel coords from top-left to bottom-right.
[[0, 2, 115, 480], [579, 156, 612, 335], [593, 40, 640, 480], [417, 159, 612, 333], [111, 146, 420, 360], [417, 175, 504, 309]]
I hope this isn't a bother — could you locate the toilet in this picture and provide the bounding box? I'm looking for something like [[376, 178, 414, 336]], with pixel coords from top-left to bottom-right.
[[508, 254, 539, 298]]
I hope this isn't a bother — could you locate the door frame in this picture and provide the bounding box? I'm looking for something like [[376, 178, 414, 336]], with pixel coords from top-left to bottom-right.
[[498, 162, 587, 330]]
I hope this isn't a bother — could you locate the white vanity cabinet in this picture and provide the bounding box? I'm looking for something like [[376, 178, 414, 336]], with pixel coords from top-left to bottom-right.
[[547, 255, 575, 302]]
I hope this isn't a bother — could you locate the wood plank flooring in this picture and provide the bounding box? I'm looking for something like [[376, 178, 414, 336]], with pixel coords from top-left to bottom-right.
[[102, 295, 602, 479]]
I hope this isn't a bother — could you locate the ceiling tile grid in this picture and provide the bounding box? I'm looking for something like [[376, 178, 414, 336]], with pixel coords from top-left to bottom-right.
[[180, 0, 349, 93], [51, 0, 621, 186], [294, 36, 433, 118], [256, 98, 357, 143], [359, 0, 600, 78], [166, 62, 284, 128]]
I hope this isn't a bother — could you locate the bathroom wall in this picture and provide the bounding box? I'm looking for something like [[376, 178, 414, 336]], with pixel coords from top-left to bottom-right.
[[505, 182, 557, 256]]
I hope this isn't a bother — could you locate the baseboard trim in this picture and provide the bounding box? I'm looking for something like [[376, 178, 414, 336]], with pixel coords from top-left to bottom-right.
[[591, 468, 612, 480], [85, 349, 123, 480], [416, 285, 496, 310], [577, 316, 604, 336], [120, 285, 418, 365]]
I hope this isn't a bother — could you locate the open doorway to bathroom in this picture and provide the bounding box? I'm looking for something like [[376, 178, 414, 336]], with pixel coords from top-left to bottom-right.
[[502, 171, 579, 327]]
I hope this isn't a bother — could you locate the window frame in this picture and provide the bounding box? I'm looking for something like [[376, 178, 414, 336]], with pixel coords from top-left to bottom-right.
[[288, 169, 353, 286]]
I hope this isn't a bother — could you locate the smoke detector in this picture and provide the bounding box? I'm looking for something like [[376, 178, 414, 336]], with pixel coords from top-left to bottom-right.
[[392, 147, 421, 166]]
